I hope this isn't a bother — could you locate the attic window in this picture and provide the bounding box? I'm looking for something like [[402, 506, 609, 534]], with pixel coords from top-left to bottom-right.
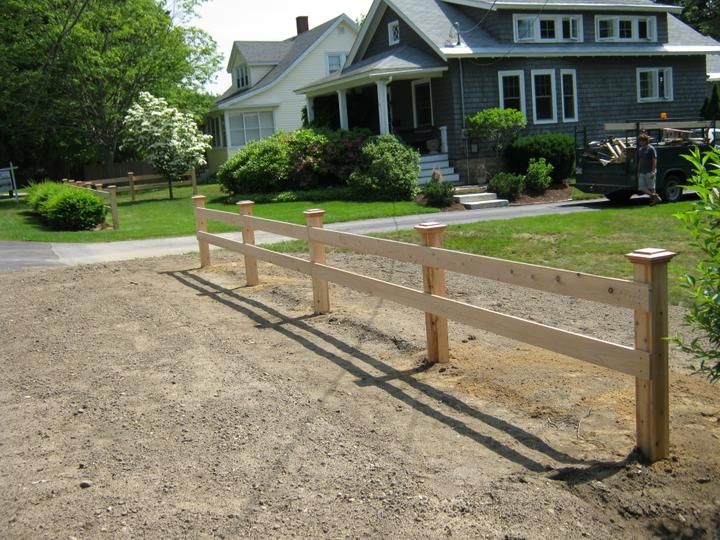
[[236, 64, 250, 89], [514, 15, 582, 43], [595, 16, 656, 42], [388, 20, 400, 45]]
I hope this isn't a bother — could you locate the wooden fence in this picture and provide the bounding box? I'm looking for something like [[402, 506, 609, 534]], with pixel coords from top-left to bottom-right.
[[85, 169, 197, 201], [192, 196, 676, 463], [64, 180, 120, 230]]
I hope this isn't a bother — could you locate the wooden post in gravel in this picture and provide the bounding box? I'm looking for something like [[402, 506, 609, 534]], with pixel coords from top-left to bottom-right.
[[128, 172, 136, 202], [415, 222, 449, 364], [237, 200, 259, 286], [625, 247, 676, 462], [304, 208, 330, 314], [108, 185, 119, 230], [193, 195, 211, 268]]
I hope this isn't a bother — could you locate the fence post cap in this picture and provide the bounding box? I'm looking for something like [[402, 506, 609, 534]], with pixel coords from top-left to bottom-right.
[[127, 171, 134, 175], [303, 208, 325, 217], [625, 248, 676, 264], [237, 200, 254, 207], [414, 221, 447, 233]]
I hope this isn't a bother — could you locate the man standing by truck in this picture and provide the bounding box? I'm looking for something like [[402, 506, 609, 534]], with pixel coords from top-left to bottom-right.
[[637, 133, 661, 205]]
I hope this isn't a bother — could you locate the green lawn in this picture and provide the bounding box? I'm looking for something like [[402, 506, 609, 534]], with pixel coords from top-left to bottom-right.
[[269, 199, 699, 304], [0, 183, 437, 243]]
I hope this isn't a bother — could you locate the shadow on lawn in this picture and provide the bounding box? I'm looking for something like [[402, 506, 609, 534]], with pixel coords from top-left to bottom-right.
[[164, 268, 640, 481]]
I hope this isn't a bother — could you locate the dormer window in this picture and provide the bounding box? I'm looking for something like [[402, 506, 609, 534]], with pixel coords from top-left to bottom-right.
[[595, 16, 656, 42], [236, 64, 250, 89], [513, 15, 582, 43], [388, 20, 400, 45]]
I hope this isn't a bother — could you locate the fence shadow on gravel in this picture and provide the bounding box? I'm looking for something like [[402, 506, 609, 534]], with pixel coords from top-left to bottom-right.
[[164, 268, 640, 481]]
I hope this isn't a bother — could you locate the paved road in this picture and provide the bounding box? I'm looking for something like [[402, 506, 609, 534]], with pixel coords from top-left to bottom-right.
[[0, 199, 608, 272]]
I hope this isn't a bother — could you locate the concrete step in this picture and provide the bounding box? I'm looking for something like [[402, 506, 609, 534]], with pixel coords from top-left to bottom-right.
[[454, 192, 498, 204], [462, 198, 509, 210]]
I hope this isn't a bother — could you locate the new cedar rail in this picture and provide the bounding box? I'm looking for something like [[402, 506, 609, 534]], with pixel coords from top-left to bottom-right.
[[192, 196, 675, 463]]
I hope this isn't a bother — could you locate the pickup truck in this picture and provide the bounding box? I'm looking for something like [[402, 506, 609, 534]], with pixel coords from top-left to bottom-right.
[[575, 120, 716, 203]]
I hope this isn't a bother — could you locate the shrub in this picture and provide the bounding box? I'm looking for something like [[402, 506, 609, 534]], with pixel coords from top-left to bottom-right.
[[506, 133, 575, 183], [26, 181, 66, 213], [524, 158, 554, 194], [348, 135, 420, 201], [489, 172, 525, 201], [422, 172, 455, 207], [466, 108, 526, 156], [672, 146, 720, 381], [319, 128, 372, 185], [217, 133, 293, 195], [288, 128, 330, 189], [44, 188, 107, 230]]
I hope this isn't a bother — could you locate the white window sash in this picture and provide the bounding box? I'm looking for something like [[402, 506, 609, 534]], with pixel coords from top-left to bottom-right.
[[497, 70, 526, 116], [388, 21, 400, 45], [636, 68, 673, 102], [596, 15, 657, 42], [513, 14, 583, 43], [531, 69, 557, 124], [560, 69, 578, 123], [228, 111, 276, 147]]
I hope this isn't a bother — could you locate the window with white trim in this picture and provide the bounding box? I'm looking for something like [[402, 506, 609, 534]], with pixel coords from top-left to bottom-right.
[[498, 70, 526, 116], [412, 80, 433, 128], [595, 16, 656, 42], [560, 69, 578, 122], [513, 14, 582, 42], [388, 20, 400, 45], [637, 68, 673, 102], [531, 70, 557, 124], [326, 53, 347, 75], [207, 116, 226, 147], [235, 64, 250, 89], [228, 111, 275, 147]]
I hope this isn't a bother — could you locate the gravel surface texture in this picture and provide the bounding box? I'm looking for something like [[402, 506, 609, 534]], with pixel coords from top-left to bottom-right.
[[1, 251, 719, 539]]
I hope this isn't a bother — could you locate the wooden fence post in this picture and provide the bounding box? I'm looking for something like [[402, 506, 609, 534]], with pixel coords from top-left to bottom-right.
[[304, 209, 330, 314], [190, 169, 198, 196], [193, 195, 211, 268], [128, 172, 136, 202], [415, 222, 450, 364], [237, 200, 259, 286], [108, 185, 119, 230], [625, 247, 676, 462]]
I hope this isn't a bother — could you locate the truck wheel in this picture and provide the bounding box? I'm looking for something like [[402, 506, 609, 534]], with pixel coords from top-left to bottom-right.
[[661, 176, 683, 203], [606, 191, 633, 204]]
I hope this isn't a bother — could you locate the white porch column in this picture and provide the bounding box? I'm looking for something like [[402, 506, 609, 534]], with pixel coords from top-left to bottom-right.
[[376, 80, 390, 135], [223, 111, 231, 150], [337, 89, 349, 130], [439, 126, 448, 154], [306, 97, 315, 123]]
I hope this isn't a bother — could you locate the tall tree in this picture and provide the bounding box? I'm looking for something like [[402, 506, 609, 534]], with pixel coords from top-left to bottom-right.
[[668, 0, 720, 40], [0, 0, 221, 178]]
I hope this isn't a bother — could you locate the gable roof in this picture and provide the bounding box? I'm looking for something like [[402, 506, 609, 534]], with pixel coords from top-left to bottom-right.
[[216, 14, 356, 107], [348, 0, 720, 65], [229, 42, 292, 67]]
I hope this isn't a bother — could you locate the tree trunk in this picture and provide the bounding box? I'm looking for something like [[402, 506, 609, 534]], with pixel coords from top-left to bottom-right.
[[168, 177, 174, 200]]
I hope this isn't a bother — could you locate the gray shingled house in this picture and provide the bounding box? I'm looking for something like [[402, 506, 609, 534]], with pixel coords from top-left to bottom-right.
[[297, 0, 720, 183]]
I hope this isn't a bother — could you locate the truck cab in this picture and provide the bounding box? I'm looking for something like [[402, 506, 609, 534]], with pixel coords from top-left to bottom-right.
[[575, 120, 716, 203]]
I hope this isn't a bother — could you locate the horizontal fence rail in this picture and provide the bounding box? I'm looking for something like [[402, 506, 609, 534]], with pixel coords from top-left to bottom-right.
[[64, 180, 119, 230], [192, 196, 675, 463]]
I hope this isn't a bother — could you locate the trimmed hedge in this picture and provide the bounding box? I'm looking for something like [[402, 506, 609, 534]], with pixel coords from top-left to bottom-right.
[[348, 135, 420, 201], [27, 182, 107, 230], [422, 174, 455, 207], [505, 133, 575, 183]]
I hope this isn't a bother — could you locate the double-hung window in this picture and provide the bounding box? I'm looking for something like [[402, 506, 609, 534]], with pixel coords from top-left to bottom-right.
[[637, 68, 673, 102], [531, 70, 557, 124], [560, 70, 578, 122], [514, 14, 582, 42], [498, 70, 526, 116], [228, 111, 275, 147], [596, 16, 656, 41]]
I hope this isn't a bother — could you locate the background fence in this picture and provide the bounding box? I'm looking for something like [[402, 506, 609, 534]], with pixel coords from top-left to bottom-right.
[[192, 195, 675, 463]]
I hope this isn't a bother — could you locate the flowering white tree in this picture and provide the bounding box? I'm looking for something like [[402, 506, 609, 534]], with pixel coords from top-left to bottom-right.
[[123, 92, 212, 198]]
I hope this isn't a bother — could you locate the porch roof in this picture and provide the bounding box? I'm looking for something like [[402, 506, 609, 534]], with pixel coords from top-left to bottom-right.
[[296, 45, 447, 97]]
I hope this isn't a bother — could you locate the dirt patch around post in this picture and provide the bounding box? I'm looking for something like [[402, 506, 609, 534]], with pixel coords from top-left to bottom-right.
[[1, 251, 718, 539]]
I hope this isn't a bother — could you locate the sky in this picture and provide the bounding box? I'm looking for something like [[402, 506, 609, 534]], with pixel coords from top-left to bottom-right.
[[193, 0, 373, 95]]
